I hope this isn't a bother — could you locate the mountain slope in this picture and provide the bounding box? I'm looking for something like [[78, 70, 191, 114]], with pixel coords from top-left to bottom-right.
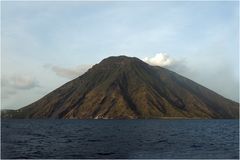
[[3, 56, 239, 119]]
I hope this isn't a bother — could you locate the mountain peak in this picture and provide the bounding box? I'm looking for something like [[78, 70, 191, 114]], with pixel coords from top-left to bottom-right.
[[89, 55, 145, 72], [100, 55, 142, 65], [103, 55, 138, 60]]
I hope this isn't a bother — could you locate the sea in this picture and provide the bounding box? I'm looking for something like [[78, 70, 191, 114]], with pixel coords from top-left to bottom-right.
[[1, 119, 239, 159]]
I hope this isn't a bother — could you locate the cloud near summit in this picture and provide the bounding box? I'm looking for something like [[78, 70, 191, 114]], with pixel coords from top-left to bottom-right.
[[143, 53, 174, 67], [142, 53, 189, 74]]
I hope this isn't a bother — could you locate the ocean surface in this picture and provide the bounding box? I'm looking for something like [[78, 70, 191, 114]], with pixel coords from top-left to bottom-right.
[[1, 119, 239, 159]]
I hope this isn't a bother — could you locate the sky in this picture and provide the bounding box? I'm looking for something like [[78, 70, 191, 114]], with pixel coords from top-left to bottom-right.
[[1, 1, 239, 109]]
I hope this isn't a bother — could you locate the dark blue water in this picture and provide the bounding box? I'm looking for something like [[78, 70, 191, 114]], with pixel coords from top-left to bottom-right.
[[1, 119, 239, 159]]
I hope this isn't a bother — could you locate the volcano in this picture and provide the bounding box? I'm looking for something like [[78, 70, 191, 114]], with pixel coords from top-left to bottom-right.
[[4, 56, 239, 119]]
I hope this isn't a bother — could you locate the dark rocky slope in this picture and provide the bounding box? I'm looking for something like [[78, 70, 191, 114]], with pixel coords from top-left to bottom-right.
[[2, 56, 239, 119]]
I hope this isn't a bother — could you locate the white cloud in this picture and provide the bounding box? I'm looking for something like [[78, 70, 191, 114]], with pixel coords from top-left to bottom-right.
[[143, 53, 173, 67], [143, 52, 239, 102], [51, 64, 92, 79], [143, 53, 190, 74], [2, 75, 39, 90], [1, 75, 39, 99], [1, 89, 17, 99]]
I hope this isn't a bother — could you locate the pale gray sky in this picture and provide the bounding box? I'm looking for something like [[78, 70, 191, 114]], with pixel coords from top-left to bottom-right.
[[1, 1, 239, 109]]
